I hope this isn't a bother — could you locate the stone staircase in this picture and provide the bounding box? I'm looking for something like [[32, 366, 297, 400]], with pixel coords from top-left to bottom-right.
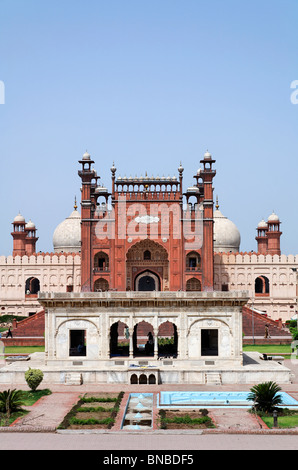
[[1, 310, 45, 346], [64, 373, 83, 385], [205, 372, 222, 385], [242, 306, 292, 344]]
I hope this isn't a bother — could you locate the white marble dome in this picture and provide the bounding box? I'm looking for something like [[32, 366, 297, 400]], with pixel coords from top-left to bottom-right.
[[25, 220, 36, 229], [14, 213, 25, 223], [268, 211, 279, 222], [258, 219, 268, 229], [214, 207, 241, 253], [53, 208, 81, 253], [82, 151, 91, 161]]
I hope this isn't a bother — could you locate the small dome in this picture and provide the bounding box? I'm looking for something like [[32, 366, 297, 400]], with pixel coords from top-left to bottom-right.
[[25, 220, 36, 229], [204, 150, 212, 159], [82, 151, 91, 161], [258, 219, 268, 229], [95, 185, 108, 193], [214, 207, 241, 253], [53, 208, 81, 253], [187, 186, 200, 193], [14, 213, 25, 223], [268, 211, 279, 222]]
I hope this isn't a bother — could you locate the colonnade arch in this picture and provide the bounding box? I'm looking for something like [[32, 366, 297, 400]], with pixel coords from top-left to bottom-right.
[[109, 320, 129, 357], [108, 319, 178, 358]]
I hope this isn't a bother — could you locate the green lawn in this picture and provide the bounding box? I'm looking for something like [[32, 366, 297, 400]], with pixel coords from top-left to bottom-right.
[[1, 344, 296, 356], [243, 345, 294, 356], [3, 346, 45, 354], [261, 413, 298, 429], [21, 389, 52, 406]]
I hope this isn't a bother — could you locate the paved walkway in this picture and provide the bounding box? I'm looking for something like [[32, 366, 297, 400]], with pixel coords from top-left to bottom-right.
[[0, 383, 296, 435], [0, 358, 297, 435], [9, 392, 81, 432]]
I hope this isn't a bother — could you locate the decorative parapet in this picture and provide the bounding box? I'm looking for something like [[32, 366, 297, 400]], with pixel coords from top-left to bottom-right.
[[39, 290, 249, 309], [214, 253, 298, 265], [0, 253, 81, 265]]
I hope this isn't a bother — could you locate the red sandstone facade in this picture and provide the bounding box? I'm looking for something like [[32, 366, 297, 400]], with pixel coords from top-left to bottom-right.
[[78, 151, 216, 293], [11, 217, 38, 257], [255, 214, 282, 256]]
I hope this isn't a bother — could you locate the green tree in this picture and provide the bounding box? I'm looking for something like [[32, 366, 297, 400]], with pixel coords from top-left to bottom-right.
[[25, 368, 44, 391], [0, 389, 25, 418], [247, 381, 283, 413]]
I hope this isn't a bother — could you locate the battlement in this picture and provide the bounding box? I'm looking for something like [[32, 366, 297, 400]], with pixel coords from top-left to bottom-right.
[[214, 252, 298, 265], [0, 253, 81, 266]]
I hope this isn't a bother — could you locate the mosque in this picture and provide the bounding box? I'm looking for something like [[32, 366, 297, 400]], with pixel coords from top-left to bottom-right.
[[0, 150, 295, 385]]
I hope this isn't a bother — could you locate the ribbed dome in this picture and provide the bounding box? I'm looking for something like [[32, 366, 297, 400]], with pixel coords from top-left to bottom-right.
[[268, 211, 279, 222], [53, 209, 81, 253], [213, 207, 241, 253], [82, 151, 91, 161], [258, 219, 268, 229], [25, 220, 36, 229], [14, 213, 25, 223]]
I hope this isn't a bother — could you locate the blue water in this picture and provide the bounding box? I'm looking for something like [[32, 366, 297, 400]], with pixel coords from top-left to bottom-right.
[[121, 393, 154, 429], [158, 391, 298, 409]]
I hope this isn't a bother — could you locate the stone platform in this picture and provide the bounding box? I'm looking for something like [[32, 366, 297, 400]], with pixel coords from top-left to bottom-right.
[[0, 351, 293, 385]]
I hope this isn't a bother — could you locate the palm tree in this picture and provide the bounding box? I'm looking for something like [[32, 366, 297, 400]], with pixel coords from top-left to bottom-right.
[[247, 381, 283, 413], [0, 389, 25, 418]]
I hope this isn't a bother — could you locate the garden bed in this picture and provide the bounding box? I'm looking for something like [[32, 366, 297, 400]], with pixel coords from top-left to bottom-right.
[[258, 409, 298, 429], [159, 409, 215, 430], [58, 392, 124, 430]]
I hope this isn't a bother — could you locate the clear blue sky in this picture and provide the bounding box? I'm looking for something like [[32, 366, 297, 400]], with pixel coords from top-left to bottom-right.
[[0, 0, 297, 255]]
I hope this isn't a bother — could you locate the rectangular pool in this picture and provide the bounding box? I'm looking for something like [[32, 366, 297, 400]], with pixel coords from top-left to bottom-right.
[[158, 391, 298, 409]]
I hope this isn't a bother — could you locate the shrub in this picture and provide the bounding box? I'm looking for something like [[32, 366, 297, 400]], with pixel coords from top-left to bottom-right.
[[69, 416, 114, 426], [0, 389, 25, 418], [247, 381, 283, 413], [25, 368, 44, 391], [81, 396, 118, 403], [290, 327, 298, 341]]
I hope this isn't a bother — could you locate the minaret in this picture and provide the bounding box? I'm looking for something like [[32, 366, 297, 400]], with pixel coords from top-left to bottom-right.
[[255, 219, 268, 254], [11, 213, 27, 256], [25, 220, 38, 255], [200, 150, 216, 291], [266, 211, 282, 255], [78, 151, 95, 291]]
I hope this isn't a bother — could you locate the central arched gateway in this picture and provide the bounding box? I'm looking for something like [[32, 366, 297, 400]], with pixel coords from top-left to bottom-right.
[[135, 270, 160, 291], [126, 239, 169, 291]]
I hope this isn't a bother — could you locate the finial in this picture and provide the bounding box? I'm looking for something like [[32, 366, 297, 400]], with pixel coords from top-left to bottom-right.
[[215, 195, 219, 210], [74, 196, 78, 211], [110, 161, 116, 174]]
